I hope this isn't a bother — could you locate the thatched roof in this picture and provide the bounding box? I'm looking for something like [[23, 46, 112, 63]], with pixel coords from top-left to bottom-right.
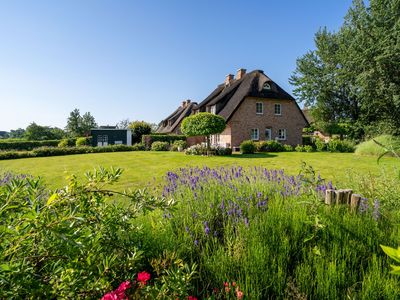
[[157, 100, 198, 133], [196, 70, 306, 123]]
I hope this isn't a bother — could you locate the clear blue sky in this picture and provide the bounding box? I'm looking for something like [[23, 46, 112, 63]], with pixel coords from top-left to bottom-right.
[[0, 0, 352, 131]]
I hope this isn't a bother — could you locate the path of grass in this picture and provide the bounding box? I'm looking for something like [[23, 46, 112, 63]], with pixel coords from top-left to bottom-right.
[[0, 151, 399, 190]]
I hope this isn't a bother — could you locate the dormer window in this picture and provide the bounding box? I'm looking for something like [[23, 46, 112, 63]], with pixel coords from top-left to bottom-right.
[[263, 82, 271, 90]]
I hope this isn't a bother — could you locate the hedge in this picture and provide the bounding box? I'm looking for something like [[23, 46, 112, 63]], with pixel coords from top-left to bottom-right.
[[142, 134, 186, 149], [0, 139, 64, 151], [0, 144, 145, 160]]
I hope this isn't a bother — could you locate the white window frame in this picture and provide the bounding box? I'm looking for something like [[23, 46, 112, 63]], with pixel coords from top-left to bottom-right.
[[274, 103, 282, 115], [263, 82, 271, 90], [251, 128, 259, 141], [256, 102, 263, 115], [265, 128, 272, 140], [277, 129, 286, 140]]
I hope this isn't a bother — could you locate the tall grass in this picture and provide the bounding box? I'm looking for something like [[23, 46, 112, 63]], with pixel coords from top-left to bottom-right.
[[141, 166, 400, 299], [355, 135, 400, 157]]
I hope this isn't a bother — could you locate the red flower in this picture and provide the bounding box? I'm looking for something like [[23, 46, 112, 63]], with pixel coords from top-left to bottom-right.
[[224, 282, 229, 287], [101, 292, 118, 300], [187, 296, 198, 300], [137, 271, 151, 284], [101, 281, 131, 300]]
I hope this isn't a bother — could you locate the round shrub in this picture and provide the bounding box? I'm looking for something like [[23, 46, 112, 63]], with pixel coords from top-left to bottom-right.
[[295, 145, 305, 152], [185, 144, 207, 155], [76, 137, 90, 147], [283, 144, 294, 152], [170, 140, 187, 152], [240, 140, 256, 154], [304, 145, 314, 152], [151, 141, 170, 151], [58, 139, 69, 147]]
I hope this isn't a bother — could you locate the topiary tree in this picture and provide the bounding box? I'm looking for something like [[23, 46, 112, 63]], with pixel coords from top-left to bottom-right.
[[181, 113, 226, 151]]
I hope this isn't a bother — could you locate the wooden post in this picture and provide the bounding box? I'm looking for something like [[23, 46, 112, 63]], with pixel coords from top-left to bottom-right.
[[335, 189, 344, 204], [325, 189, 335, 205], [343, 189, 353, 205], [350, 194, 362, 212]]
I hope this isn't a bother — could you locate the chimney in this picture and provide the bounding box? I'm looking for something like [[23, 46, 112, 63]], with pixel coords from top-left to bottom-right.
[[225, 74, 234, 86], [236, 68, 246, 80], [186, 99, 191, 105]]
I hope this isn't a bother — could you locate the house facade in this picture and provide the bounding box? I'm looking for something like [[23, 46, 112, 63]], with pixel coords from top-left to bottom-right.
[[158, 69, 309, 148], [91, 127, 132, 147]]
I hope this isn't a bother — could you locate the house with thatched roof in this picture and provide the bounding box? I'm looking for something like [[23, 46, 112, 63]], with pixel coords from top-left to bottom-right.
[[156, 100, 198, 135], [158, 69, 309, 148]]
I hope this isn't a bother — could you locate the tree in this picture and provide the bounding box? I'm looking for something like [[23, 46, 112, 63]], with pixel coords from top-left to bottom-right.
[[128, 121, 152, 143], [81, 112, 97, 136], [65, 109, 83, 137], [290, 0, 400, 138], [8, 128, 25, 139], [116, 119, 130, 129], [181, 113, 226, 150], [24, 122, 64, 140], [65, 109, 97, 137]]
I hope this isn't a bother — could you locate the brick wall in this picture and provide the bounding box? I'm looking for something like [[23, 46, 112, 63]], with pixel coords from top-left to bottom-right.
[[228, 97, 307, 147]]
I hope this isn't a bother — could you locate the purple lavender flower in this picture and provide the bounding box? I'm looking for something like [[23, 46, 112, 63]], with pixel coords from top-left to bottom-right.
[[194, 239, 199, 246], [204, 221, 210, 235], [244, 218, 249, 227]]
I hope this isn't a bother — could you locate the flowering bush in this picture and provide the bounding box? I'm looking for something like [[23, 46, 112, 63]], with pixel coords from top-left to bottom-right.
[[185, 144, 232, 156]]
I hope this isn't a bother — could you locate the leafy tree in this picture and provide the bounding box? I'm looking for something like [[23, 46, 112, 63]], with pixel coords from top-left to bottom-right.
[[181, 112, 226, 150], [65, 109, 82, 137], [65, 109, 97, 137], [24, 122, 64, 140], [290, 0, 400, 138], [129, 121, 152, 143], [8, 128, 25, 139], [81, 112, 97, 136]]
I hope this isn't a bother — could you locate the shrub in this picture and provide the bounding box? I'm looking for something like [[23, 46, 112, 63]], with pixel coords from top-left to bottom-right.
[[328, 139, 355, 153], [184, 144, 231, 156], [304, 145, 314, 152], [58, 139, 69, 147], [240, 140, 256, 154], [283, 144, 294, 152], [315, 138, 327, 152], [0, 168, 173, 298], [76, 137, 91, 147], [129, 121, 152, 144], [185, 144, 207, 156], [142, 134, 186, 149], [295, 145, 305, 152], [355, 135, 400, 157], [0, 139, 61, 151], [256, 140, 285, 152], [151, 141, 170, 151], [170, 140, 187, 152], [131, 143, 145, 151], [0, 145, 145, 160]]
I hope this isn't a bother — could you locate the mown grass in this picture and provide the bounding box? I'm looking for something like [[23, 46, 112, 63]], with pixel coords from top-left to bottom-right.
[[0, 151, 399, 190]]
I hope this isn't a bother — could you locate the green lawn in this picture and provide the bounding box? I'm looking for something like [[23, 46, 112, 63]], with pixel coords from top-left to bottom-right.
[[1, 151, 399, 190]]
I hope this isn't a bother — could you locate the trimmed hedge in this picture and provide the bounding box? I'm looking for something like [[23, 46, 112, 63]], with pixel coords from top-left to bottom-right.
[[142, 134, 186, 149], [0, 144, 145, 160], [0, 139, 64, 151], [255, 140, 285, 152]]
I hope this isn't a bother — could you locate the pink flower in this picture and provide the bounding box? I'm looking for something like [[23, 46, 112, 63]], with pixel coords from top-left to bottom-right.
[[101, 292, 118, 300], [137, 271, 151, 285], [101, 281, 131, 300], [236, 290, 244, 299], [187, 296, 198, 300]]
